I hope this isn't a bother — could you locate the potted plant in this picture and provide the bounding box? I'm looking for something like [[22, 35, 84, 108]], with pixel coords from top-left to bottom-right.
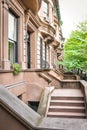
[[12, 63, 21, 75]]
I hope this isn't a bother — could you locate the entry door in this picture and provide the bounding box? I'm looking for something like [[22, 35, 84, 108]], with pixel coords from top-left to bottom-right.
[[27, 31, 30, 68]]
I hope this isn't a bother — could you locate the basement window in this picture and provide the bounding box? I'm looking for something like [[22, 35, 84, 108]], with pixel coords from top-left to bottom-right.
[[28, 101, 39, 112]]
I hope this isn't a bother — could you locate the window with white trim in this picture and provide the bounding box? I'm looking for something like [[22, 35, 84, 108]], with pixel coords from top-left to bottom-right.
[[40, 37, 43, 68], [8, 12, 18, 64], [40, 37, 49, 68], [43, 0, 49, 17]]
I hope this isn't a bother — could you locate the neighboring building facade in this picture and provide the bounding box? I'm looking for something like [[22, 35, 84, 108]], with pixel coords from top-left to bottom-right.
[[37, 0, 61, 69], [0, 0, 62, 103]]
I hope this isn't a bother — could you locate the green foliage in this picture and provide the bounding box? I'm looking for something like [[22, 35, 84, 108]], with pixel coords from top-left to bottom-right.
[[60, 21, 87, 72], [12, 63, 21, 75]]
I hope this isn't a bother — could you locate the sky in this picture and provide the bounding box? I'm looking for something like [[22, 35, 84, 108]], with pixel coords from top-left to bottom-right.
[[59, 0, 87, 39]]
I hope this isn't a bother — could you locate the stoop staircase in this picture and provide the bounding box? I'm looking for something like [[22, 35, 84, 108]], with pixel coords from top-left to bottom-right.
[[46, 88, 86, 118]]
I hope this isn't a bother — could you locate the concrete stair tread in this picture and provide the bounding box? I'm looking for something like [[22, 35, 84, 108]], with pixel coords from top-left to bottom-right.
[[46, 88, 86, 118], [49, 106, 85, 109], [50, 100, 84, 103], [47, 112, 86, 116], [51, 96, 84, 100], [51, 89, 83, 97]]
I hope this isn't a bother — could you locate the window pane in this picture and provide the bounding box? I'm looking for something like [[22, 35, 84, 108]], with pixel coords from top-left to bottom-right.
[[8, 13, 17, 41], [43, 1, 48, 17], [40, 38, 43, 68], [8, 12, 18, 64], [8, 41, 15, 63]]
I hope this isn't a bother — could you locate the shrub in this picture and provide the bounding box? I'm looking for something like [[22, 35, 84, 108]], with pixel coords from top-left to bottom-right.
[[12, 63, 21, 75]]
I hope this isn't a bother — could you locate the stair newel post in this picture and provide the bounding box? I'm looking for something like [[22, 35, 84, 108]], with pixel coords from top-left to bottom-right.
[[45, 92, 51, 116]]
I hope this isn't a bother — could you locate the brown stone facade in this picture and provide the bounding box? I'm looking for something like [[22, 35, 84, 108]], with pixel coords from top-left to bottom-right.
[[0, 0, 62, 102]]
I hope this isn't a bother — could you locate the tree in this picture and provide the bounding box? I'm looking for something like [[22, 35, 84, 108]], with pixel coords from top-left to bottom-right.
[[61, 21, 87, 72]]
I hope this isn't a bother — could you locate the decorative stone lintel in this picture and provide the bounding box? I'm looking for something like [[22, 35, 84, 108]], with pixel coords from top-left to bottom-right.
[[2, 0, 10, 7], [1, 0, 10, 12], [2, 0, 9, 4]]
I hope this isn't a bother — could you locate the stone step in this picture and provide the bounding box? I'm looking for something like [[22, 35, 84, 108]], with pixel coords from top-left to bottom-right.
[[51, 89, 83, 97], [47, 112, 86, 118], [49, 106, 85, 113], [51, 96, 84, 101], [46, 88, 86, 119], [50, 100, 85, 106]]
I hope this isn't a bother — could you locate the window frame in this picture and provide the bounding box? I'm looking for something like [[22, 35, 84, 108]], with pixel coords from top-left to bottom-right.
[[43, 0, 49, 17], [40, 37, 43, 68], [8, 11, 18, 63]]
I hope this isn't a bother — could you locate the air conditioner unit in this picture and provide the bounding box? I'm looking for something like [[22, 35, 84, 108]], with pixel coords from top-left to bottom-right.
[[44, 17, 50, 23]]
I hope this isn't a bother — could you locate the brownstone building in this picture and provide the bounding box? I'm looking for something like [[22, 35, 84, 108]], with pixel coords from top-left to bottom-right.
[[0, 0, 62, 100], [0, 0, 62, 70], [0, 1, 63, 129]]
